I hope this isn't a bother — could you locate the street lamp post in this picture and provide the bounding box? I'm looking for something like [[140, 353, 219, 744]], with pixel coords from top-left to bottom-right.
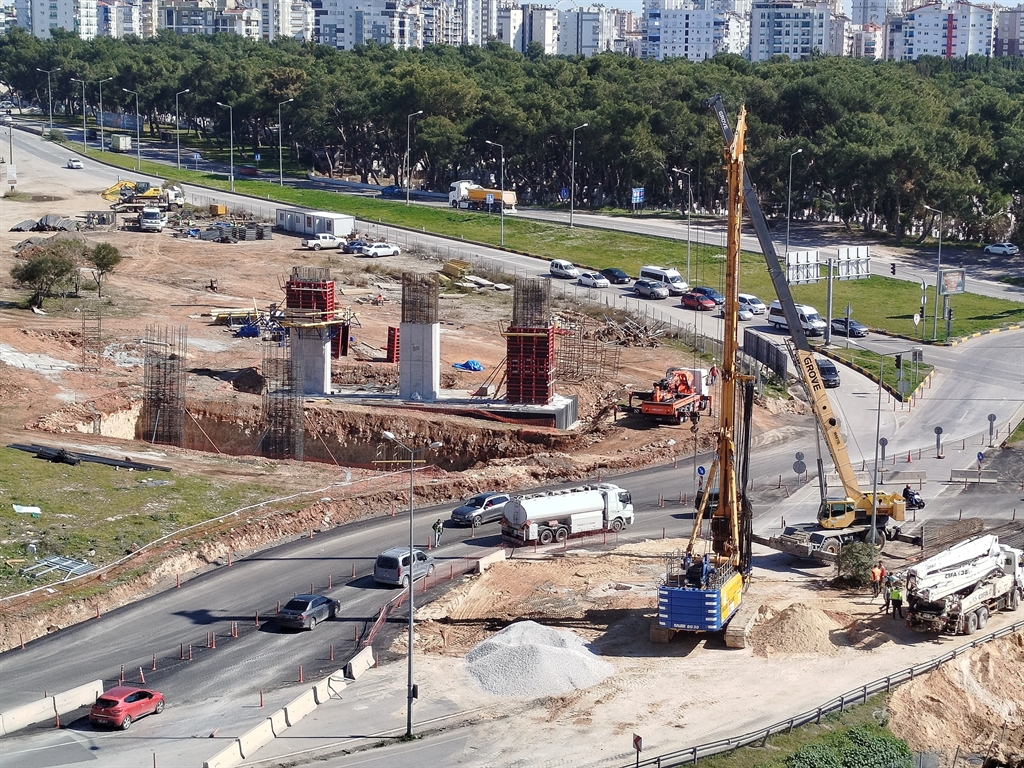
[[484, 139, 505, 246], [122, 88, 141, 172], [381, 431, 442, 739], [278, 98, 293, 186], [175, 88, 190, 170], [406, 110, 423, 206], [216, 101, 234, 192], [924, 205, 943, 341], [785, 148, 803, 257], [673, 167, 692, 285], [570, 122, 588, 228], [70, 78, 87, 151], [97, 77, 112, 152], [36, 67, 61, 137]]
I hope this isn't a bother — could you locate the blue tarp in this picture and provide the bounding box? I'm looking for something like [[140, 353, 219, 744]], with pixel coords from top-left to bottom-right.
[[453, 360, 484, 372]]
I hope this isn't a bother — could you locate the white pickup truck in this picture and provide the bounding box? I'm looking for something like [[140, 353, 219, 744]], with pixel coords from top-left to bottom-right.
[[301, 233, 345, 250]]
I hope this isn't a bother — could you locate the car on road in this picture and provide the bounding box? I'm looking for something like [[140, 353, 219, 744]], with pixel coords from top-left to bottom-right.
[[816, 358, 841, 388], [379, 185, 405, 198], [67, 158, 83, 169], [690, 286, 725, 306], [738, 293, 767, 315], [374, 547, 435, 587], [830, 318, 869, 337], [90, 686, 165, 730], [578, 272, 610, 289], [737, 307, 754, 321], [360, 242, 401, 257], [681, 291, 716, 311], [634, 279, 670, 299], [550, 259, 580, 279], [342, 238, 370, 254], [600, 267, 631, 285], [237, 165, 259, 177], [0, 100, 16, 109], [983, 242, 1019, 256], [276, 593, 339, 630], [450, 492, 511, 527]]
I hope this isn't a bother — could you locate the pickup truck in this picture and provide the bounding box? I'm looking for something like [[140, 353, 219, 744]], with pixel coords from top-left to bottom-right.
[[301, 233, 345, 250]]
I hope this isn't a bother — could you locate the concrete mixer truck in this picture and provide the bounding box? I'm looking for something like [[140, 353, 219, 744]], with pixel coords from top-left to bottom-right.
[[501, 484, 634, 546]]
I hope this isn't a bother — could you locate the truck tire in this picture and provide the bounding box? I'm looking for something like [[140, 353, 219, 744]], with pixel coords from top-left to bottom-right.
[[821, 541, 840, 557], [555, 527, 568, 543], [977, 606, 989, 629], [539, 529, 554, 545], [611, 518, 624, 532], [964, 611, 978, 635], [1007, 588, 1020, 612]]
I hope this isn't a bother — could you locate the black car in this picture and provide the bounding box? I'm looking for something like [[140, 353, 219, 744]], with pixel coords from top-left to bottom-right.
[[816, 358, 841, 388], [830, 318, 869, 338], [276, 594, 339, 630], [691, 286, 725, 305], [342, 238, 370, 254], [379, 185, 404, 198], [600, 267, 631, 285]]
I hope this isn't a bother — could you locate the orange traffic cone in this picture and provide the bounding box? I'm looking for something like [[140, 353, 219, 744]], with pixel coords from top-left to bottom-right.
[[907, 451, 912, 463]]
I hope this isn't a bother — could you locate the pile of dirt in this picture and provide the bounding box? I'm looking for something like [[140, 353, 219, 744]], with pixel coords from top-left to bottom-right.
[[748, 601, 849, 657], [888, 632, 1024, 766]]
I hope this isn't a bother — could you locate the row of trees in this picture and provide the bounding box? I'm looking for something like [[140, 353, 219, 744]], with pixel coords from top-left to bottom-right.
[[3, 29, 1024, 242]]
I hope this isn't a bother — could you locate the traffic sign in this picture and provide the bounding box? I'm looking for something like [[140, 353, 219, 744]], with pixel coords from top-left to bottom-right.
[[633, 733, 642, 752], [486, 193, 494, 205], [795, 452, 804, 461], [193, 153, 201, 160], [793, 460, 806, 475], [977, 452, 984, 463], [254, 153, 261, 161], [697, 466, 706, 477], [913, 313, 920, 327]]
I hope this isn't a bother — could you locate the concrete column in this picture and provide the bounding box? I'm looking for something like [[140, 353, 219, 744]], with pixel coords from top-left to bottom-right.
[[292, 328, 330, 395], [399, 322, 440, 401]]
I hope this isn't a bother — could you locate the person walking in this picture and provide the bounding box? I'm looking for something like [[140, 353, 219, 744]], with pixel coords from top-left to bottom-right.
[[870, 561, 884, 598], [882, 573, 896, 613], [709, 363, 719, 386], [890, 581, 904, 620], [432, 518, 443, 548]]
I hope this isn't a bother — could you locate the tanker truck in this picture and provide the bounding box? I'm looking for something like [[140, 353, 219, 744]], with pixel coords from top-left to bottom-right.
[[501, 484, 634, 546], [905, 534, 1022, 635], [448, 180, 518, 213]]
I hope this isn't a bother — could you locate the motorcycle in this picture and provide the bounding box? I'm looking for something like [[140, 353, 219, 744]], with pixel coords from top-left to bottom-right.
[[903, 489, 926, 510]]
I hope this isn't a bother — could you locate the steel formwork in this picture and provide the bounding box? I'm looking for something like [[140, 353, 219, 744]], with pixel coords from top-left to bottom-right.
[[511, 277, 550, 328], [401, 273, 439, 325], [505, 326, 555, 405], [140, 326, 187, 447], [284, 266, 335, 322], [262, 341, 304, 461]]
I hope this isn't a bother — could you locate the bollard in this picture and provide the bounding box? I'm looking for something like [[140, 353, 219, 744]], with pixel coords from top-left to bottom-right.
[[330, 644, 334, 661], [152, 654, 157, 671], [140, 667, 145, 684], [449, 564, 454, 580], [778, 474, 783, 489], [391, 500, 395, 517], [277, 600, 281, 613], [679, 492, 683, 503], [1014, 509, 1017, 521], [351, 563, 356, 578], [227, 552, 232, 567], [311, 582, 315, 594], [176, 574, 180, 589], [781, 516, 786, 529], [673, 457, 678, 468], [662, 527, 666, 539], [54, 711, 60, 729], [309, 529, 314, 539], [959, 509, 963, 520], [188, 645, 193, 661], [354, 626, 358, 641], [892, 454, 896, 466], [298, 665, 304, 684], [96, 606, 101, 620], [907, 451, 912, 463], [375, 652, 379, 668], [154, 754, 157, 768], [211, 633, 216, 650], [260, 689, 264, 708], [119, 665, 125, 683], [20, 634, 24, 650], [255, 610, 259, 626], [328, 574, 332, 589], [180, 644, 184, 660]]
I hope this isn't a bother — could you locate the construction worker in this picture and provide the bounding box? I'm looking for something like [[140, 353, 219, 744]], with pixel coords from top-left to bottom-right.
[[432, 519, 443, 548], [882, 573, 897, 613], [870, 561, 884, 598], [890, 581, 904, 620]]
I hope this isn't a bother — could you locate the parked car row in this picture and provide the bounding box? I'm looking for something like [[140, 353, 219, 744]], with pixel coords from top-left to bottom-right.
[[300, 233, 400, 256]]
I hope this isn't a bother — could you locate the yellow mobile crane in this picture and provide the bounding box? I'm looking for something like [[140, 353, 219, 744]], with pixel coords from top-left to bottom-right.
[[703, 94, 907, 562]]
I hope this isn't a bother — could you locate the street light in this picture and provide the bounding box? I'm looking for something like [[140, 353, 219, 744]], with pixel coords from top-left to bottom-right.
[[673, 167, 692, 285], [570, 122, 588, 228], [97, 77, 113, 152], [36, 67, 61, 137], [785, 148, 803, 258], [175, 88, 190, 170], [381, 431, 443, 739], [216, 101, 234, 192], [278, 98, 293, 186], [406, 110, 423, 206], [924, 205, 943, 341], [70, 78, 87, 152], [484, 139, 505, 246], [122, 88, 141, 172]]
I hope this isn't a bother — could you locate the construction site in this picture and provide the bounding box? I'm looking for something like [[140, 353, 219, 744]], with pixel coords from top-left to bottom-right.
[[2, 144, 1024, 768]]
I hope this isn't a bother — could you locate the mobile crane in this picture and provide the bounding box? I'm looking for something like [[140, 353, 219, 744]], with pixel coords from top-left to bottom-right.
[[702, 94, 906, 561]]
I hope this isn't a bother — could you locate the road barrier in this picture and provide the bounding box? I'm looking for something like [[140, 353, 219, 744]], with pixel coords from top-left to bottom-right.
[[950, 469, 998, 484], [237, 718, 275, 759], [0, 679, 103, 736], [202, 739, 243, 768], [268, 706, 288, 737], [345, 646, 375, 681], [283, 689, 317, 728]]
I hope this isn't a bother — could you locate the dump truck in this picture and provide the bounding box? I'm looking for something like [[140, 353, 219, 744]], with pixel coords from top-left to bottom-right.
[[448, 180, 518, 212], [139, 207, 169, 232], [627, 367, 710, 424], [501, 484, 633, 546], [905, 534, 1022, 635]]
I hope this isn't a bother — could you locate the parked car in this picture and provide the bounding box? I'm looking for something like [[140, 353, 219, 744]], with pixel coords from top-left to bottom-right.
[[276, 593, 339, 630], [578, 272, 610, 289], [633, 279, 670, 299], [361, 242, 401, 257], [681, 291, 716, 311], [737, 293, 767, 315], [301, 232, 345, 250], [379, 185, 404, 198], [450, 492, 511, 527], [831, 318, 869, 337], [599, 267, 631, 285], [550, 259, 580, 279], [342, 238, 370, 254], [90, 686, 165, 730], [374, 547, 435, 588], [67, 158, 83, 169], [237, 165, 259, 177], [983, 242, 1019, 256], [737, 307, 754, 321], [816, 358, 841, 388], [0, 100, 16, 109], [690, 286, 725, 305]]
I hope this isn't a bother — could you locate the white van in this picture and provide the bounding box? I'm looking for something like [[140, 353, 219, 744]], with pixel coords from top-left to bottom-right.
[[768, 301, 827, 336], [638, 266, 689, 296], [738, 293, 767, 315], [550, 259, 580, 279]]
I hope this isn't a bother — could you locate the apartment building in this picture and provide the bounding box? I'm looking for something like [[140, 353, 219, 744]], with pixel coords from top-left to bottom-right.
[[749, 0, 845, 60], [14, 0, 97, 38], [900, 1, 992, 59], [995, 4, 1024, 56]]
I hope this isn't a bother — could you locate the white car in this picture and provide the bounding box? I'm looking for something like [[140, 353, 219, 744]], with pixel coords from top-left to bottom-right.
[[550, 259, 580, 279], [67, 158, 83, 169], [577, 272, 610, 289], [361, 242, 401, 258], [738, 293, 767, 314], [983, 242, 1019, 256]]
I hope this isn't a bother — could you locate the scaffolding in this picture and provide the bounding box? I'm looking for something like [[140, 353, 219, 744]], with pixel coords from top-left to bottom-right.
[[511, 277, 550, 328], [553, 313, 622, 382], [401, 272, 439, 325], [261, 341, 304, 461], [140, 326, 187, 447], [81, 310, 102, 371]]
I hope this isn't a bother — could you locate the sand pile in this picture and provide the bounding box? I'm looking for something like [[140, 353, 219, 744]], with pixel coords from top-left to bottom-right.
[[748, 601, 847, 657], [465, 620, 614, 697], [888, 632, 1024, 765]]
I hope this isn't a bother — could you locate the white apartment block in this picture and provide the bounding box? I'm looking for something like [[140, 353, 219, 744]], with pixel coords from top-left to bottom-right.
[[995, 5, 1024, 57], [459, 0, 493, 44], [849, 0, 897, 25], [260, 0, 314, 40], [495, 1, 523, 48], [97, 0, 141, 35], [750, 0, 845, 61], [850, 20, 883, 56], [654, 5, 749, 59], [557, 5, 615, 55], [314, 0, 423, 49], [16, 0, 97, 38], [900, 1, 992, 59], [422, 0, 462, 45]]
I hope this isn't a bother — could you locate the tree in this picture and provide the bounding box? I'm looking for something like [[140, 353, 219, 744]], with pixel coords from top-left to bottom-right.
[[87, 242, 121, 298], [10, 250, 77, 308], [837, 542, 877, 588]]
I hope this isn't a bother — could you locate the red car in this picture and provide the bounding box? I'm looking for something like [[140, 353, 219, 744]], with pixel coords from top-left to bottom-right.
[[681, 291, 716, 311], [90, 686, 165, 730]]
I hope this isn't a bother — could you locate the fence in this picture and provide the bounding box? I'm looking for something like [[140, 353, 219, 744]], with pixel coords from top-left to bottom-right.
[[625, 619, 1024, 767]]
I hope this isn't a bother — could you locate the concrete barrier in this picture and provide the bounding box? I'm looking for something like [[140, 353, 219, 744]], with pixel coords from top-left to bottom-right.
[[477, 548, 506, 573], [314, 670, 348, 704], [345, 646, 375, 681], [283, 689, 317, 727], [0, 697, 56, 735], [237, 718, 275, 759], [202, 738, 243, 768], [53, 680, 103, 714], [268, 707, 288, 737], [951, 469, 998, 483]]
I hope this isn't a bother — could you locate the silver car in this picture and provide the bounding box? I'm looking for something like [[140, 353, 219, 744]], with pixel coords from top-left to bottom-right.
[[450, 492, 510, 527], [276, 594, 339, 630], [373, 547, 435, 588]]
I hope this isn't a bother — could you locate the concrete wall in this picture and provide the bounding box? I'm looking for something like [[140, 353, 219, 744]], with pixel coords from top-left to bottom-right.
[[292, 327, 331, 395], [399, 322, 440, 401]]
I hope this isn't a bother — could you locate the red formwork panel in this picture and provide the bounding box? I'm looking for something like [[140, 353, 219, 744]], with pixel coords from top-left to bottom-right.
[[386, 326, 400, 363], [285, 280, 336, 319], [506, 326, 554, 405]]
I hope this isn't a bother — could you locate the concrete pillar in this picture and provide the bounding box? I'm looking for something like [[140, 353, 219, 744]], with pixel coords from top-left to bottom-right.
[[291, 328, 331, 395], [399, 322, 440, 401]]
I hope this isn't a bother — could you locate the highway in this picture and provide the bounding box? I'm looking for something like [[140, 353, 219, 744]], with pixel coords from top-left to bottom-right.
[[1, 124, 1023, 768]]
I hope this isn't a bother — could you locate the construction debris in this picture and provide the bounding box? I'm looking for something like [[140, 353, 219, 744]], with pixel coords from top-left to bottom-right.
[[7, 443, 172, 472], [9, 214, 80, 232]]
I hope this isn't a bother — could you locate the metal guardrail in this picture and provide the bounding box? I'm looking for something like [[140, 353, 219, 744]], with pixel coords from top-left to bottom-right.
[[624, 619, 1024, 768]]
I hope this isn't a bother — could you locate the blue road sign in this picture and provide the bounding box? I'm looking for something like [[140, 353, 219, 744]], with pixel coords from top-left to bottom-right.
[[697, 466, 706, 477]]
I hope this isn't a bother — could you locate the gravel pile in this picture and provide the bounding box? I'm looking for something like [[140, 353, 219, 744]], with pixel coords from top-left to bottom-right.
[[466, 620, 614, 697]]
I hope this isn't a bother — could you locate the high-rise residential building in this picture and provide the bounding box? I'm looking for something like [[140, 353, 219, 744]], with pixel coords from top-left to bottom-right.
[[97, 0, 141, 35], [495, 0, 524, 48], [16, 0, 97, 38], [557, 5, 615, 55], [643, 0, 750, 60], [900, 1, 992, 59], [749, 0, 845, 60], [850, 20, 883, 56], [849, 0, 897, 25], [995, 4, 1024, 56], [314, 0, 423, 49], [422, 0, 462, 45]]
